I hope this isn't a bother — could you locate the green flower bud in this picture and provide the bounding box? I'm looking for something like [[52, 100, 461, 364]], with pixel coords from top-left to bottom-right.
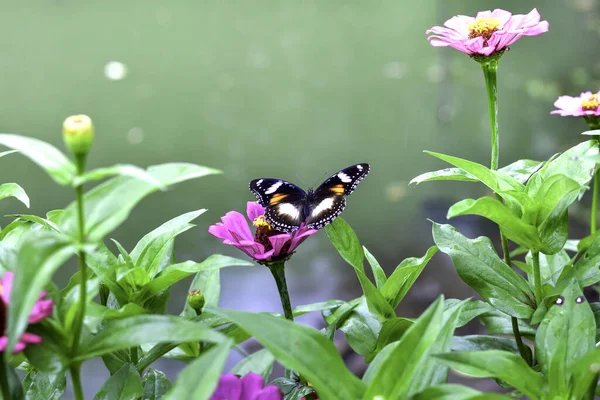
[[63, 114, 94, 156], [187, 289, 205, 315]]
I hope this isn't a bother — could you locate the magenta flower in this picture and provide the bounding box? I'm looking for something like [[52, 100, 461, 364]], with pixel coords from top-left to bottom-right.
[[211, 373, 282, 400], [551, 91, 600, 117], [209, 202, 317, 263], [0, 271, 53, 353], [426, 8, 548, 56]]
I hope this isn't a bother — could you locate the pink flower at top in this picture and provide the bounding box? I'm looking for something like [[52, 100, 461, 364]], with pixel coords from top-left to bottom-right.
[[211, 373, 282, 400], [208, 202, 317, 264], [551, 91, 600, 117], [426, 8, 548, 56], [0, 271, 53, 353]]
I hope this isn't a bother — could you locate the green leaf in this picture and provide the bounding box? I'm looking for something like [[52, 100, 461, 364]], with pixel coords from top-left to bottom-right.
[[368, 317, 413, 362], [332, 298, 381, 357], [432, 223, 535, 318], [73, 164, 164, 187], [433, 351, 544, 399], [22, 370, 66, 400], [542, 140, 598, 187], [214, 309, 366, 400], [363, 246, 386, 288], [58, 163, 221, 241], [413, 384, 509, 400], [325, 218, 394, 318], [499, 159, 543, 184], [410, 167, 478, 185], [142, 368, 172, 400], [23, 324, 70, 373], [0, 134, 76, 185], [93, 364, 143, 400], [131, 210, 206, 276], [230, 349, 275, 381], [6, 214, 60, 232], [381, 246, 437, 308], [423, 151, 524, 193], [525, 250, 569, 289], [76, 315, 226, 361], [325, 218, 365, 271], [478, 310, 536, 339], [292, 300, 346, 317], [447, 198, 542, 251], [7, 231, 75, 353], [363, 297, 444, 399], [452, 335, 523, 354], [133, 256, 252, 304], [0, 183, 29, 207], [166, 342, 231, 400], [535, 279, 595, 397], [3, 362, 24, 400], [573, 234, 600, 286], [445, 299, 494, 328]]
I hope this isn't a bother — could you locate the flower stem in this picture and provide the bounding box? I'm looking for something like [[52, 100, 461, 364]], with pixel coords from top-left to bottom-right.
[[510, 317, 529, 363], [69, 154, 88, 400], [268, 261, 294, 321], [481, 61, 500, 171], [69, 363, 84, 400], [592, 168, 599, 234], [0, 354, 11, 400], [532, 251, 543, 306]]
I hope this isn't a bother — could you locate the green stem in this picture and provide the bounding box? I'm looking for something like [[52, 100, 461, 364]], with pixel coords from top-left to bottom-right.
[[0, 354, 11, 400], [69, 364, 84, 400], [268, 261, 294, 321], [532, 251, 543, 306], [511, 317, 529, 363], [592, 168, 599, 234], [481, 61, 500, 171], [69, 154, 88, 400], [585, 373, 599, 400], [130, 346, 139, 365]]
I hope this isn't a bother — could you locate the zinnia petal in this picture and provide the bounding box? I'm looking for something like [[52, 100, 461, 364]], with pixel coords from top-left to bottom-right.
[[256, 386, 283, 400], [247, 202, 265, 222], [1, 271, 14, 304], [211, 374, 242, 400], [287, 227, 319, 253], [28, 298, 54, 324], [240, 373, 265, 400], [220, 211, 254, 242], [268, 234, 293, 257]]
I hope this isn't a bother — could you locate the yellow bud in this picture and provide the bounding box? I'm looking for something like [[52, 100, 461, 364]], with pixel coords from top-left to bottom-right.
[[63, 114, 94, 156]]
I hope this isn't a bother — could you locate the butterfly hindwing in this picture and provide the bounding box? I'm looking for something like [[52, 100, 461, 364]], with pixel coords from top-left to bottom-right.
[[249, 178, 307, 232], [305, 195, 346, 230]]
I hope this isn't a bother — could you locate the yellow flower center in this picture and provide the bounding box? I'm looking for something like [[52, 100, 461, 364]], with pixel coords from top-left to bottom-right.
[[253, 215, 272, 230], [468, 18, 501, 40], [582, 94, 600, 111]]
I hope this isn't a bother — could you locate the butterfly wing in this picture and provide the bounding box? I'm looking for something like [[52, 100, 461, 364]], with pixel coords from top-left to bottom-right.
[[305, 163, 370, 230], [249, 178, 307, 232]]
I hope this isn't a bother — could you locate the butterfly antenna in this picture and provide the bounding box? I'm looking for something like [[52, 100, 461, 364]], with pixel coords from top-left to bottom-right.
[[295, 172, 305, 185]]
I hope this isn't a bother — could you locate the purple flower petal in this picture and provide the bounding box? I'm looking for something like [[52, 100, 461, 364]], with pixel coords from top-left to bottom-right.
[[256, 386, 283, 400], [247, 202, 265, 222], [28, 298, 53, 324], [268, 234, 293, 257], [211, 374, 242, 400], [288, 227, 318, 253], [1, 271, 13, 304], [221, 211, 254, 242], [240, 373, 265, 400], [0, 336, 7, 352]]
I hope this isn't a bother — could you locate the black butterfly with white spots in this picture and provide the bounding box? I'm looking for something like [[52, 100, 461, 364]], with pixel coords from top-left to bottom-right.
[[249, 163, 370, 232]]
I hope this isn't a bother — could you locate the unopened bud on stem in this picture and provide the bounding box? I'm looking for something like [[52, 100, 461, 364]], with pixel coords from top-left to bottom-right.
[[63, 114, 94, 157], [187, 289, 205, 315]]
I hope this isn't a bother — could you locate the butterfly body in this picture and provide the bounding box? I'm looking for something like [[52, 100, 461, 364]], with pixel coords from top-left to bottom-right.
[[250, 163, 370, 232]]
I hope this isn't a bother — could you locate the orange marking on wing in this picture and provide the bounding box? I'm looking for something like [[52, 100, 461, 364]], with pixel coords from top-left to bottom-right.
[[269, 193, 289, 205], [329, 184, 346, 195]]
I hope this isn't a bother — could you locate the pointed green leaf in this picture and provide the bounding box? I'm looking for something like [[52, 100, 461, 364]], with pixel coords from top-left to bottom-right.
[[76, 315, 226, 361], [410, 167, 478, 185], [230, 349, 275, 381], [363, 297, 444, 399], [142, 368, 172, 400], [499, 159, 542, 184], [381, 246, 437, 308], [6, 214, 60, 232], [363, 247, 386, 288], [573, 234, 600, 286], [59, 163, 220, 241], [535, 279, 595, 397], [413, 384, 510, 400], [93, 364, 143, 400], [7, 231, 75, 353], [214, 309, 366, 400], [73, 164, 164, 187], [542, 140, 598, 186], [433, 351, 544, 399], [22, 370, 66, 400], [432, 223, 535, 318], [166, 343, 231, 400], [0, 134, 76, 185], [0, 183, 29, 207]]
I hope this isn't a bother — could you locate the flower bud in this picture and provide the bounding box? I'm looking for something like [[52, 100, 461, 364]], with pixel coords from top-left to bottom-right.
[[63, 114, 94, 156], [187, 289, 205, 315]]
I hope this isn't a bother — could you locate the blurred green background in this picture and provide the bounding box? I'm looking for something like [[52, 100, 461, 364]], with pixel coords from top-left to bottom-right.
[[2, 0, 599, 395]]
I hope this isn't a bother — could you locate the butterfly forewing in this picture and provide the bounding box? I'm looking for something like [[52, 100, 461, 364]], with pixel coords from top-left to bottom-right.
[[249, 178, 307, 232], [313, 163, 370, 197]]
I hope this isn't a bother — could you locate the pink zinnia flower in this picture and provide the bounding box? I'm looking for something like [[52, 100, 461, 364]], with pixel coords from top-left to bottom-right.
[[551, 91, 600, 117], [426, 8, 549, 56], [209, 202, 317, 263], [211, 373, 282, 400], [0, 271, 53, 353]]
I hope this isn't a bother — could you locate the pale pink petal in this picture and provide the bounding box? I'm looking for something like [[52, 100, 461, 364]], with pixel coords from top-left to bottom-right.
[[488, 9, 512, 25], [443, 15, 473, 36], [28, 299, 53, 324], [240, 373, 264, 400], [268, 234, 292, 256], [475, 10, 494, 20], [1, 271, 14, 304], [247, 202, 265, 222], [220, 211, 254, 241]]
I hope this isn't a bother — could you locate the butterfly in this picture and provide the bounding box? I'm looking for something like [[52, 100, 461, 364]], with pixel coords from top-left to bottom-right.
[[249, 163, 370, 232]]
